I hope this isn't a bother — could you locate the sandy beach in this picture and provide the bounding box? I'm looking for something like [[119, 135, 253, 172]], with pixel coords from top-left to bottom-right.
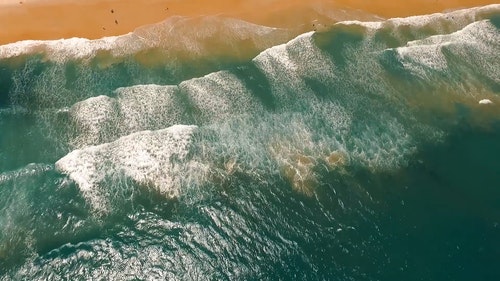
[[0, 0, 498, 45]]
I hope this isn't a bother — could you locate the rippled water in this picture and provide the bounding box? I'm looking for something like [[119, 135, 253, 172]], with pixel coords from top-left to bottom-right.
[[1, 5, 499, 280]]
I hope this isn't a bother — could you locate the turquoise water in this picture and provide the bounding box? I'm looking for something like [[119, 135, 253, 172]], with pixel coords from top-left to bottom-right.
[[1, 6, 499, 280]]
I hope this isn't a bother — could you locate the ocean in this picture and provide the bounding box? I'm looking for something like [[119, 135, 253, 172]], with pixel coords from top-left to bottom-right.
[[0, 5, 499, 280]]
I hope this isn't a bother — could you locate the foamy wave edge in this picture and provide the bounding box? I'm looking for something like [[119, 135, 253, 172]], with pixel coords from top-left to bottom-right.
[[0, 16, 288, 63], [55, 125, 203, 211]]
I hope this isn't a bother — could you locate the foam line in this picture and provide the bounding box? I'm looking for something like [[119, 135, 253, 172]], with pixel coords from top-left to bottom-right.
[[393, 20, 499, 81], [56, 125, 200, 211], [0, 16, 290, 63], [179, 70, 266, 123], [49, 5, 500, 204]]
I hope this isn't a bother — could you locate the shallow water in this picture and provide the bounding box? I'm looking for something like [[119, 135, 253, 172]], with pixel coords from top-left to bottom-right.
[[1, 5, 499, 280]]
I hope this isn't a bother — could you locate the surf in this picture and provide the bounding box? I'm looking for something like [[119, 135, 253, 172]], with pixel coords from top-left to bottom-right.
[[0, 4, 499, 279]]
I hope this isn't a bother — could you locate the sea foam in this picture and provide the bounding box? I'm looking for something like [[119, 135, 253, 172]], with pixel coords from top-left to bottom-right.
[[340, 4, 500, 46], [46, 5, 500, 203], [179, 70, 265, 123], [392, 19, 500, 89], [68, 85, 189, 147], [0, 16, 291, 64], [56, 125, 202, 211]]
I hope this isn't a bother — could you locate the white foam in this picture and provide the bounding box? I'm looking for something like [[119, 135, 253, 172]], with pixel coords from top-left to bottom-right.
[[0, 34, 144, 63], [396, 43, 449, 75], [56, 125, 201, 211], [253, 32, 333, 107], [68, 84, 188, 147], [179, 71, 264, 123], [115, 84, 185, 133], [338, 4, 500, 40], [389, 4, 498, 29], [406, 20, 499, 48], [350, 117, 417, 170], [69, 95, 119, 147], [339, 20, 383, 30], [479, 99, 493, 105], [394, 20, 499, 80], [0, 163, 53, 184], [0, 16, 292, 63], [254, 35, 303, 71], [240, 19, 428, 176]]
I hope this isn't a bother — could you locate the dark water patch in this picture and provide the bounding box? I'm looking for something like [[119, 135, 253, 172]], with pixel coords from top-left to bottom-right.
[[416, 122, 500, 211], [373, 28, 402, 49], [0, 112, 59, 171], [378, 50, 418, 83], [2, 52, 246, 111], [0, 166, 95, 274], [374, 123, 500, 281], [230, 63, 275, 110], [384, 23, 443, 47], [0, 62, 14, 108], [313, 24, 366, 68], [490, 14, 500, 28], [132, 47, 250, 85], [7, 55, 48, 109], [303, 77, 331, 99]]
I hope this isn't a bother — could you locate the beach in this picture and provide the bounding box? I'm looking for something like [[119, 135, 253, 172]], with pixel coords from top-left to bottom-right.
[[1, 0, 498, 45]]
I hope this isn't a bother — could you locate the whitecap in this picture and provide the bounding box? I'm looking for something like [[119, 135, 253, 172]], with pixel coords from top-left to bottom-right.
[[479, 99, 493, 105], [56, 125, 203, 211]]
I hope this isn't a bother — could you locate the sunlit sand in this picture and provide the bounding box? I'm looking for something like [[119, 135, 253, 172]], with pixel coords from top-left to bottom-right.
[[1, 0, 498, 44]]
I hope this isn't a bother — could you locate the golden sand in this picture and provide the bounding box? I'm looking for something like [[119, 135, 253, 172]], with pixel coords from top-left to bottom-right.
[[0, 0, 498, 45]]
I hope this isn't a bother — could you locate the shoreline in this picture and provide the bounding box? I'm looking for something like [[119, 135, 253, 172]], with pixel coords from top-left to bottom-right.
[[1, 0, 498, 45]]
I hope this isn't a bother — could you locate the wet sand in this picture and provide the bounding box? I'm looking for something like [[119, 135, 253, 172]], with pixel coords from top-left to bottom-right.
[[0, 0, 498, 45]]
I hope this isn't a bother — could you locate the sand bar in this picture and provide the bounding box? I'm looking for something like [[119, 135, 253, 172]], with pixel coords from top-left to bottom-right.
[[0, 0, 498, 45]]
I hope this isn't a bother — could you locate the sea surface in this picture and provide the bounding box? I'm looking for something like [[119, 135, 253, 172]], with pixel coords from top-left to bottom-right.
[[1, 5, 499, 280]]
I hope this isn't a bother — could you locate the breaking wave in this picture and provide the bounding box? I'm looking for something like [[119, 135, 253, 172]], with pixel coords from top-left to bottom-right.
[[1, 4, 499, 279]]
